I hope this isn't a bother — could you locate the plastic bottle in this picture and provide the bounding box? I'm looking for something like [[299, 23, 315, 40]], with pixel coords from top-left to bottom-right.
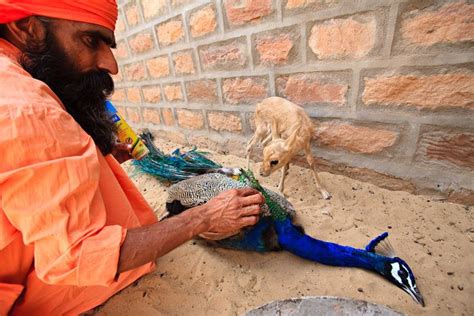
[[105, 100, 149, 160]]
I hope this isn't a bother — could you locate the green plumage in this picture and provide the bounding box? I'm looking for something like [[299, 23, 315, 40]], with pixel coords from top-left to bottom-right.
[[239, 169, 288, 222], [133, 131, 222, 183]]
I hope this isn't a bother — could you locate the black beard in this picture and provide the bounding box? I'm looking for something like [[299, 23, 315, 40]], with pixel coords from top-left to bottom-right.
[[19, 26, 117, 155]]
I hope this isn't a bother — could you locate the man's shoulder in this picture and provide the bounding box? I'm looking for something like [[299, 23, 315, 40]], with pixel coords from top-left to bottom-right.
[[0, 53, 63, 111], [0, 54, 90, 155]]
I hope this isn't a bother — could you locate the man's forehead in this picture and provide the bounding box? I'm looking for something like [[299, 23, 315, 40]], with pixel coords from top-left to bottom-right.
[[52, 18, 116, 47]]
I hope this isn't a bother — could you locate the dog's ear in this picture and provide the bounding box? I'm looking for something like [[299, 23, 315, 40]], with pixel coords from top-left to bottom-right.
[[283, 127, 300, 151], [271, 118, 279, 140]]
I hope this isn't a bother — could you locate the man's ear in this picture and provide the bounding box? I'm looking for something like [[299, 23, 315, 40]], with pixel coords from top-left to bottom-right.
[[3, 17, 47, 50]]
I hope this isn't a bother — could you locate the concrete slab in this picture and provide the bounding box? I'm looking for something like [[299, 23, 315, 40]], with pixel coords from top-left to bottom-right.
[[246, 296, 404, 316]]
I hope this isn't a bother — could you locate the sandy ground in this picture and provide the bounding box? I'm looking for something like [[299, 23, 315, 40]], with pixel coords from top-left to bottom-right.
[[96, 140, 473, 316]]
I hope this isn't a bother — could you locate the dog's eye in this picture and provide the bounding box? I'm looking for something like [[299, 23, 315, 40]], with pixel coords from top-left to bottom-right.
[[270, 160, 278, 166]]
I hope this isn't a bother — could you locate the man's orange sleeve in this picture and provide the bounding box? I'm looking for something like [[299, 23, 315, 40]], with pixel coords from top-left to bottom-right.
[[0, 102, 126, 287]]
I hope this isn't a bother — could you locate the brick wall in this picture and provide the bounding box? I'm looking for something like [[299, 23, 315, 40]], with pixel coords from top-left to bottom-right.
[[111, 0, 474, 205]]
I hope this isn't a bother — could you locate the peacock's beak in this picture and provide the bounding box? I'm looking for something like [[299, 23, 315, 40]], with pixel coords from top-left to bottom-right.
[[414, 290, 425, 307], [407, 286, 425, 307]]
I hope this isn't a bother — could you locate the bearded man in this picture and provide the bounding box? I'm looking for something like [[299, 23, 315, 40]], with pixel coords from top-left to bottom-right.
[[0, 1, 263, 314]]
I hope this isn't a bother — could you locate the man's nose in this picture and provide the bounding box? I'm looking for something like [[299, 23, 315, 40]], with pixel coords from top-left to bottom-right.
[[97, 47, 119, 75]]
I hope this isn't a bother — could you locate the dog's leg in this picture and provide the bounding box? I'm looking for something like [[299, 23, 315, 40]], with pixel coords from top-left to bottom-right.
[[246, 134, 256, 169], [261, 131, 272, 146], [305, 145, 331, 200], [278, 163, 289, 194], [246, 125, 267, 169]]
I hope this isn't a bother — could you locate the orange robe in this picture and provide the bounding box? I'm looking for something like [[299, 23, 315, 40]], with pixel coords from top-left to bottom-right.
[[0, 39, 156, 315]]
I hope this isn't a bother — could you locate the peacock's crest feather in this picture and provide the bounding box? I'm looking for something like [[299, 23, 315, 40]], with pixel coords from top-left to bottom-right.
[[365, 232, 396, 258]]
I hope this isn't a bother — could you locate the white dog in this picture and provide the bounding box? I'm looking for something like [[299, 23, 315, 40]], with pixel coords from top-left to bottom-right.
[[246, 97, 331, 199]]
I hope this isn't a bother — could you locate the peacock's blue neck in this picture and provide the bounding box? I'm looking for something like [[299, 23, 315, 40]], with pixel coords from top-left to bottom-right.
[[274, 218, 389, 274]]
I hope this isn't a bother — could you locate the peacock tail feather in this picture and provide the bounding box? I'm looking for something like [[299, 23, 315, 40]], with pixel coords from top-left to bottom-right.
[[132, 130, 222, 183]]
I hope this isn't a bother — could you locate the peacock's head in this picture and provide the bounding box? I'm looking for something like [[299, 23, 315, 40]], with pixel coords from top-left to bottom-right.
[[381, 257, 424, 306]]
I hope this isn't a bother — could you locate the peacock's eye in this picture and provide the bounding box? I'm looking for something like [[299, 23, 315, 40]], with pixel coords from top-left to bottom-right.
[[398, 269, 408, 278], [270, 160, 278, 166]]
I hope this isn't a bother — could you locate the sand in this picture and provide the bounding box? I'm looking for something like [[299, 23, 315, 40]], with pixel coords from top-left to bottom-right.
[[95, 140, 473, 316]]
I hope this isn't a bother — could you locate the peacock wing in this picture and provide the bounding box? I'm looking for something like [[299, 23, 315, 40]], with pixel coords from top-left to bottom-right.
[[164, 173, 296, 251]]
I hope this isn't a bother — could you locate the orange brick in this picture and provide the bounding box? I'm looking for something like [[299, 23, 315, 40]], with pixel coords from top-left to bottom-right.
[[315, 121, 398, 154], [163, 84, 183, 102], [124, 62, 146, 81], [141, 0, 167, 20], [285, 0, 339, 10], [126, 87, 141, 103], [224, 0, 272, 26], [309, 15, 377, 59], [111, 88, 126, 102], [276, 73, 349, 106], [416, 128, 474, 171], [156, 18, 184, 46], [401, 2, 474, 47], [142, 108, 161, 125], [362, 72, 474, 110], [116, 15, 126, 33], [171, 0, 192, 8], [116, 106, 127, 119], [114, 40, 128, 60], [142, 85, 162, 103], [128, 30, 155, 54], [257, 35, 293, 65], [125, 4, 140, 27], [176, 109, 204, 130], [173, 50, 195, 75], [112, 69, 123, 83], [208, 111, 242, 132], [189, 5, 217, 38], [146, 56, 170, 78], [222, 77, 268, 104], [186, 80, 218, 103], [253, 27, 300, 66], [199, 38, 247, 71], [287, 0, 316, 8], [126, 107, 141, 123], [162, 108, 176, 126]]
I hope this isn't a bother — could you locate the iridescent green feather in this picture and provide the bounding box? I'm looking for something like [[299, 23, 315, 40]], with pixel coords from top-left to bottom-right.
[[238, 169, 289, 222], [132, 130, 222, 183]]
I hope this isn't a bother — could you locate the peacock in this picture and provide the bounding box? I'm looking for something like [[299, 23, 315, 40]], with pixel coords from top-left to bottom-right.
[[133, 132, 425, 306]]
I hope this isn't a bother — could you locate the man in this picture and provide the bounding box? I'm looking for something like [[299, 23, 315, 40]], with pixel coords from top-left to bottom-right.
[[0, 1, 264, 314]]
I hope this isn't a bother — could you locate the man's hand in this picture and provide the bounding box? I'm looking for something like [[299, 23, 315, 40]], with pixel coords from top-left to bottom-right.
[[199, 188, 264, 236], [118, 188, 264, 273], [111, 142, 133, 163]]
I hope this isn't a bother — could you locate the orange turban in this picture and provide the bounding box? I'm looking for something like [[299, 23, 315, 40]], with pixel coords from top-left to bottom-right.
[[0, 0, 117, 32]]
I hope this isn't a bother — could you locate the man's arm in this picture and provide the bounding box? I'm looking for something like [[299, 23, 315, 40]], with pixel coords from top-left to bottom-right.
[[118, 188, 264, 273]]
